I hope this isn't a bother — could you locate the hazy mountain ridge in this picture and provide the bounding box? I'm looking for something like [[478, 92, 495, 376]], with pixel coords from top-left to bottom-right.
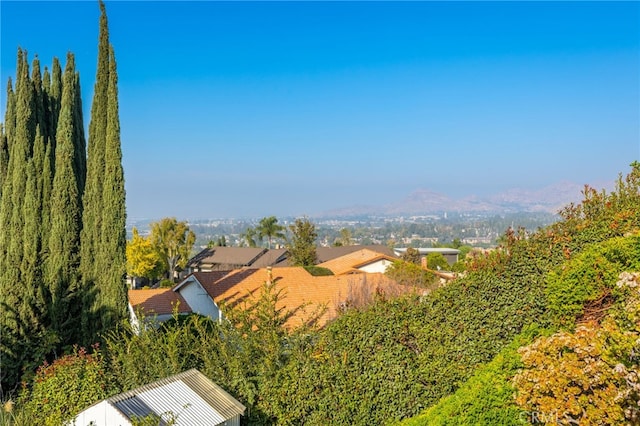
[[320, 180, 612, 217]]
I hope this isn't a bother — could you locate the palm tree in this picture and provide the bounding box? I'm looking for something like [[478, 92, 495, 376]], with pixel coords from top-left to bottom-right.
[[256, 216, 285, 249], [241, 226, 259, 247]]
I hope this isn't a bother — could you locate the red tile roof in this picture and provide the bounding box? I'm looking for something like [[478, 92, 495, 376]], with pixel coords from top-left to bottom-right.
[[188, 267, 411, 329], [128, 288, 191, 316], [315, 245, 397, 263], [317, 248, 396, 275]]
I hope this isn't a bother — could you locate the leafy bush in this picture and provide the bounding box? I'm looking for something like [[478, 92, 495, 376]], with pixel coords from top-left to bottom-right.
[[385, 260, 437, 288], [403, 326, 548, 426], [426, 252, 449, 270], [158, 278, 175, 288], [105, 280, 316, 425], [17, 345, 117, 426], [545, 234, 640, 327], [513, 323, 625, 425]]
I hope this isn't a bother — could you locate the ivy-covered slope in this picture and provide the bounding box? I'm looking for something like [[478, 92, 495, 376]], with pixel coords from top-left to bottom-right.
[[266, 163, 640, 425], [401, 163, 640, 425]]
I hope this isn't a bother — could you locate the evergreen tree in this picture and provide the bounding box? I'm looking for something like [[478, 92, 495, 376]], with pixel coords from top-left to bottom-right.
[[0, 49, 36, 391], [72, 72, 86, 193], [31, 58, 50, 208], [95, 45, 127, 332], [31, 57, 47, 144], [80, 0, 110, 338], [40, 139, 54, 252], [41, 60, 59, 247], [0, 124, 8, 197], [2, 78, 15, 175], [0, 0, 126, 391], [42, 65, 51, 139], [45, 52, 84, 347], [287, 217, 318, 266], [3, 49, 35, 298], [17, 157, 49, 374], [48, 57, 62, 154]]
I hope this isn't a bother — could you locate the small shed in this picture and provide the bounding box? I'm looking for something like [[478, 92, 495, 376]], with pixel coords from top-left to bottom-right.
[[72, 369, 245, 426]]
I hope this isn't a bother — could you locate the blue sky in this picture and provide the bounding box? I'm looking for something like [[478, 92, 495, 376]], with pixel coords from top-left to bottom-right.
[[1, 1, 639, 219]]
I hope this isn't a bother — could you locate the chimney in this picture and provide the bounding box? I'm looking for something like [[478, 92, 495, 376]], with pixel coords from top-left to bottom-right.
[[266, 266, 272, 285]]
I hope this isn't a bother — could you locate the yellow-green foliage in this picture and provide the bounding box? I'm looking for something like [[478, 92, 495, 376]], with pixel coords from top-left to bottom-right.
[[545, 234, 640, 327], [514, 323, 624, 425], [513, 271, 640, 425]]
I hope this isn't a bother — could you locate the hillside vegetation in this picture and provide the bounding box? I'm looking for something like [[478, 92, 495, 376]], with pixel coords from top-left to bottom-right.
[[3, 163, 639, 425]]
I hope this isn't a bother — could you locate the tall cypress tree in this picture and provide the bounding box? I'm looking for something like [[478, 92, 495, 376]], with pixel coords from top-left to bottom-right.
[[41, 60, 59, 247], [80, 0, 111, 341], [0, 49, 36, 390], [0, 79, 14, 206], [95, 45, 127, 332], [0, 1, 126, 390], [73, 72, 86, 193], [2, 78, 15, 165], [15, 156, 49, 377], [48, 57, 62, 155], [0, 125, 8, 197], [45, 52, 84, 346], [31, 57, 49, 205], [4, 49, 35, 294], [31, 57, 47, 143], [80, 0, 110, 336]]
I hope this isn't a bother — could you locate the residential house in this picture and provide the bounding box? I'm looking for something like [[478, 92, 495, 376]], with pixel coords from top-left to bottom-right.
[[315, 244, 397, 263], [186, 247, 268, 274], [129, 267, 410, 330], [127, 288, 191, 332], [185, 245, 396, 275], [71, 369, 245, 426], [317, 248, 398, 275]]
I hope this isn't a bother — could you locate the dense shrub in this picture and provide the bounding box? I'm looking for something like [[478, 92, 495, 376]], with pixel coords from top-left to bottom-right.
[[426, 252, 449, 270], [403, 326, 548, 426], [545, 234, 640, 327], [513, 272, 640, 426], [105, 280, 315, 425], [265, 248, 552, 425], [393, 163, 640, 424], [385, 260, 437, 288], [513, 323, 626, 425], [16, 345, 117, 426]]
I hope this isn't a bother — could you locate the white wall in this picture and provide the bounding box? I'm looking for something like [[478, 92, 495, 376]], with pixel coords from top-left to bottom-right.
[[72, 400, 130, 426], [358, 259, 391, 274], [178, 280, 220, 320]]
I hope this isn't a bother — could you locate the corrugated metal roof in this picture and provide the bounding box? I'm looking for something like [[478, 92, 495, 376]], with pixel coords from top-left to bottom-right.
[[108, 369, 245, 425]]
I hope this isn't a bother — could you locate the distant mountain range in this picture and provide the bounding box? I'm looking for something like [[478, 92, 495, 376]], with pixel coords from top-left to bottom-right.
[[320, 180, 614, 217]]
